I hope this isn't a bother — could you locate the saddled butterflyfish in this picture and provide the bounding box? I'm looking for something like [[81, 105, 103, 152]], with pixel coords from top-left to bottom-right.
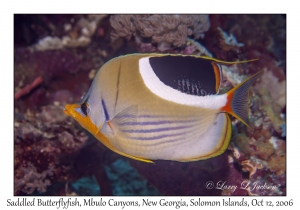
[[64, 54, 263, 163]]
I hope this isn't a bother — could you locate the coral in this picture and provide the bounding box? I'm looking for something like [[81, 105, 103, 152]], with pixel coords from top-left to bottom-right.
[[14, 162, 54, 194], [14, 76, 43, 99], [217, 27, 244, 50], [240, 160, 262, 178], [221, 65, 247, 87], [252, 87, 285, 133], [254, 69, 286, 108], [225, 138, 285, 196], [184, 38, 212, 57], [228, 85, 286, 196], [14, 104, 89, 195], [110, 15, 210, 51], [105, 159, 161, 195], [69, 176, 100, 196], [267, 136, 286, 175], [31, 15, 107, 51]]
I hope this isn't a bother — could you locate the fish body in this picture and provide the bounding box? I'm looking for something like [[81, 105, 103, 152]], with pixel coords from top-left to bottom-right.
[[64, 54, 262, 163]]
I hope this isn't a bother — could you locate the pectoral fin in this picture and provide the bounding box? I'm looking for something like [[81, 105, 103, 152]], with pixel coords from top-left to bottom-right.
[[103, 105, 153, 163], [107, 105, 138, 136]]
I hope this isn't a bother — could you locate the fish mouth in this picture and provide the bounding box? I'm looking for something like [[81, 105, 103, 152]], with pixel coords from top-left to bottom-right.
[[63, 104, 80, 118], [63, 108, 71, 117], [63, 104, 74, 117]]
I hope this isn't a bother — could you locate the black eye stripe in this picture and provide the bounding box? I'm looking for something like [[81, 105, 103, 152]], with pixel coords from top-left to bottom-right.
[[81, 103, 90, 116]]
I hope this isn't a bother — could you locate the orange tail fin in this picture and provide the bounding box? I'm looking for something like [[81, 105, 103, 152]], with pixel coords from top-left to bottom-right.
[[221, 70, 264, 127]]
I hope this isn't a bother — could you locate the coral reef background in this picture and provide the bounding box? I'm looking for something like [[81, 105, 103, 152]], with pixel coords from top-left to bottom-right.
[[14, 14, 286, 196]]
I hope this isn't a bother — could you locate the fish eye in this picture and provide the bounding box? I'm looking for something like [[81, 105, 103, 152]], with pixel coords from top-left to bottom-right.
[[81, 102, 90, 116]]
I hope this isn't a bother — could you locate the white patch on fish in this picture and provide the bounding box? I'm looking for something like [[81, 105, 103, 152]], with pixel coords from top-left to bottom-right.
[[139, 57, 227, 110]]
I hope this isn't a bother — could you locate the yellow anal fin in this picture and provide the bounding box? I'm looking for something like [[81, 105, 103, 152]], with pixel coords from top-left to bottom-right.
[[113, 149, 154, 164], [94, 130, 154, 164]]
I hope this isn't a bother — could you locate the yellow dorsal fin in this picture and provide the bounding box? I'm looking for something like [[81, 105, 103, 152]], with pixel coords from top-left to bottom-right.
[[199, 56, 259, 65]]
